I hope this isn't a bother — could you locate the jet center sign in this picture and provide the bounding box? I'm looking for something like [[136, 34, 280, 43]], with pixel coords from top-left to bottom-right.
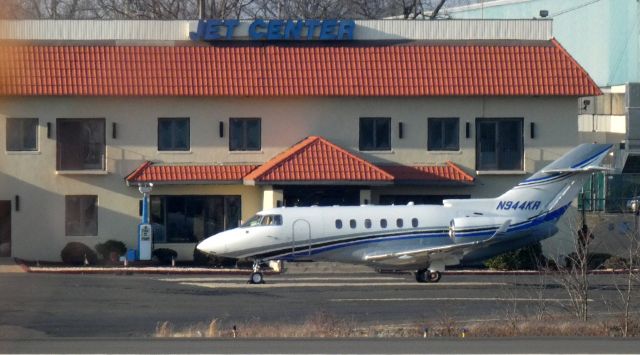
[[190, 19, 355, 41]]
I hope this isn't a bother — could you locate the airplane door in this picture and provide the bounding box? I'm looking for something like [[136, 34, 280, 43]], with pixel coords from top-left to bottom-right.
[[291, 219, 311, 258]]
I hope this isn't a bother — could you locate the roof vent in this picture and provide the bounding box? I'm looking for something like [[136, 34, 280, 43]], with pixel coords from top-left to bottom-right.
[[539, 10, 549, 18]]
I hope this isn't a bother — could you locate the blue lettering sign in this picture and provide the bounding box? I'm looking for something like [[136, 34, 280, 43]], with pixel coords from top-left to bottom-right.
[[248, 19, 267, 40], [224, 19, 240, 40], [191, 19, 356, 41], [284, 20, 304, 40], [319, 19, 338, 40], [305, 20, 322, 40], [496, 200, 542, 211]]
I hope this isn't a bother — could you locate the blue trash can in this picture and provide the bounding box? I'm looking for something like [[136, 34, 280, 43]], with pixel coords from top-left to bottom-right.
[[126, 249, 136, 262]]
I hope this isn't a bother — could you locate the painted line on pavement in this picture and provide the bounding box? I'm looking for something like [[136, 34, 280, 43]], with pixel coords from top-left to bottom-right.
[[179, 281, 507, 289], [330, 297, 594, 302], [160, 276, 404, 282]]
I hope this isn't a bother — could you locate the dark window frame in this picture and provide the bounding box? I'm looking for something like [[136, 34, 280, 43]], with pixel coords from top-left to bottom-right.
[[150, 195, 241, 244], [229, 117, 262, 151], [65, 195, 98, 236], [396, 218, 403, 228], [6, 117, 38, 152], [158, 117, 190, 151], [359, 117, 391, 151], [56, 118, 106, 171], [475, 117, 524, 171], [380, 219, 388, 228], [411, 218, 419, 228], [335, 219, 343, 229], [428, 117, 459, 151]]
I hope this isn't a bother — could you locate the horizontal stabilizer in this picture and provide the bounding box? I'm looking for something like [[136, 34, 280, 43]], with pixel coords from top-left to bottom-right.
[[542, 166, 613, 174], [364, 220, 510, 263]]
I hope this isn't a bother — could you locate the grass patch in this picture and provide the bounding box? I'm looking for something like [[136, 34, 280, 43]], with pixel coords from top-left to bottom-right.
[[154, 312, 640, 338]]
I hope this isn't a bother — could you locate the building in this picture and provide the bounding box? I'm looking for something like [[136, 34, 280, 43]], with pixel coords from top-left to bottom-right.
[[0, 19, 599, 261]]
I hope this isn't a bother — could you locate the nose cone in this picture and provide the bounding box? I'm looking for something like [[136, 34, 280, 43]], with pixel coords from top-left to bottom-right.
[[196, 233, 228, 255]]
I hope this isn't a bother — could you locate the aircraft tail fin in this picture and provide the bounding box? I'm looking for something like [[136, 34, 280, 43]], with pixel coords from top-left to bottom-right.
[[443, 144, 613, 216]]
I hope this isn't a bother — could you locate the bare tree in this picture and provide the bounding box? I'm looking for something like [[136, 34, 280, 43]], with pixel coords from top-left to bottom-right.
[[550, 213, 593, 322]]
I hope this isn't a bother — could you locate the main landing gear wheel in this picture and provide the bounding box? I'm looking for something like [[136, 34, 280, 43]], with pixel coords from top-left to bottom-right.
[[428, 270, 442, 283], [415, 269, 441, 283], [249, 271, 264, 284]]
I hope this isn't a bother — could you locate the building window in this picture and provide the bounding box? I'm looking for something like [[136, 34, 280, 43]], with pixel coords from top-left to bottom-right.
[[65, 195, 98, 236], [150, 195, 241, 243], [57, 118, 105, 170], [6, 118, 38, 151], [476, 118, 524, 171], [428, 117, 459, 151], [229, 118, 261, 151], [158, 117, 190, 151], [335, 219, 343, 229], [359, 117, 391, 151]]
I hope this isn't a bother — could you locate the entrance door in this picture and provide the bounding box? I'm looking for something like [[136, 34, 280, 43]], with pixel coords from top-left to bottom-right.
[[291, 219, 311, 258], [0, 201, 11, 257]]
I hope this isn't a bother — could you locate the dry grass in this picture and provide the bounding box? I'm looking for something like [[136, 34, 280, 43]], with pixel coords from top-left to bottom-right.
[[154, 312, 640, 338]]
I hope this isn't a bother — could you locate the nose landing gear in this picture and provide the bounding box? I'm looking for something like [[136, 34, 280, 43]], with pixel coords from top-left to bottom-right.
[[248, 260, 265, 284], [415, 269, 441, 283]]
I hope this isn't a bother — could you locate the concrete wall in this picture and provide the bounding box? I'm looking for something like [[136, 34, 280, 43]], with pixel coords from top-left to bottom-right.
[[0, 95, 579, 261]]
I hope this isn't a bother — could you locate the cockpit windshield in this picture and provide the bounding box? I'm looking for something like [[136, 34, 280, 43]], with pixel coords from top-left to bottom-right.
[[240, 214, 283, 228]]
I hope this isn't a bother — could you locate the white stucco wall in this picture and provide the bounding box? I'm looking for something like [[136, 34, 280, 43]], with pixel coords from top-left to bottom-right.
[[0, 95, 579, 261]]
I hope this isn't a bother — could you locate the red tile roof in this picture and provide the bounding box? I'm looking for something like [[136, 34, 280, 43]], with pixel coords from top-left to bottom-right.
[[244, 136, 395, 184], [0, 40, 600, 97], [126, 162, 258, 184], [381, 162, 474, 185], [126, 138, 474, 185]]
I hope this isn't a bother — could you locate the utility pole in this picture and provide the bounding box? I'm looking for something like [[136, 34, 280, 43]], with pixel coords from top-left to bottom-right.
[[198, 0, 206, 19]]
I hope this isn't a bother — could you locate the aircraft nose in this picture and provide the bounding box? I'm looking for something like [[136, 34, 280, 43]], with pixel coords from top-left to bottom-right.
[[196, 236, 227, 255]]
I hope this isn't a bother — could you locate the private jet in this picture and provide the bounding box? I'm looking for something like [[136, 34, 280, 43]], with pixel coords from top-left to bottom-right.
[[197, 144, 612, 284]]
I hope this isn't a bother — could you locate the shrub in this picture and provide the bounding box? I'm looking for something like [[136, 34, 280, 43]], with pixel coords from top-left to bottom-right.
[[60, 242, 98, 266], [484, 242, 547, 270], [152, 248, 178, 265], [603, 256, 628, 269], [563, 252, 612, 270], [95, 240, 127, 261]]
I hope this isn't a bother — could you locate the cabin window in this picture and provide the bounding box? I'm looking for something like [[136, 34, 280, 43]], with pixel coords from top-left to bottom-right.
[[380, 219, 387, 228], [411, 218, 419, 228], [364, 219, 372, 228], [335, 219, 343, 229], [349, 219, 356, 228], [261, 215, 282, 226], [396, 218, 403, 228], [242, 214, 264, 228]]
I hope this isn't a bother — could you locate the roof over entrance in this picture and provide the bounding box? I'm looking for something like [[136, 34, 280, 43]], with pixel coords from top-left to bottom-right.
[[126, 136, 474, 186], [125, 162, 258, 184], [243, 136, 395, 185], [0, 40, 599, 97]]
